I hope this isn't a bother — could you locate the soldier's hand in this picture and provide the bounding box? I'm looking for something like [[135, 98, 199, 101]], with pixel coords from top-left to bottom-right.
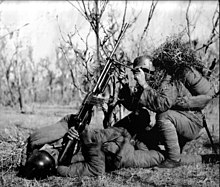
[[118, 83, 130, 100], [133, 68, 149, 89], [89, 95, 105, 106], [117, 64, 129, 85], [67, 127, 79, 140], [118, 71, 129, 85]]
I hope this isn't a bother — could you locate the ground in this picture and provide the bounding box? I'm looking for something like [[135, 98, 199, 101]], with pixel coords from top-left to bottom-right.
[[0, 103, 219, 187]]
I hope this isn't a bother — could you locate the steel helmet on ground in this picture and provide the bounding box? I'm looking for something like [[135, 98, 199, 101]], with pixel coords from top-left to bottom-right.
[[18, 149, 56, 180]]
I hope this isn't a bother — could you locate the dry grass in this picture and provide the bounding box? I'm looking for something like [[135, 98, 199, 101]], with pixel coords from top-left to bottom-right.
[[0, 104, 219, 187]]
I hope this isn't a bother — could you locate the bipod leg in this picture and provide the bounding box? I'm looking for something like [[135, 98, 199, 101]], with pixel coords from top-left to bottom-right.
[[203, 115, 218, 154]]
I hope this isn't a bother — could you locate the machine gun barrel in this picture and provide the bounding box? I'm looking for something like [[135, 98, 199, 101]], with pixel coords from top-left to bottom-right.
[[93, 23, 130, 94], [58, 23, 129, 165]]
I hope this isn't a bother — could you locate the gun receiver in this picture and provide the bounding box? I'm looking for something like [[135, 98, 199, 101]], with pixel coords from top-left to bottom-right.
[[58, 23, 129, 165]]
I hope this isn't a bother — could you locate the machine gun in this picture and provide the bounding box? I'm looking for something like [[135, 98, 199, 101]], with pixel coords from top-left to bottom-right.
[[58, 23, 129, 165]]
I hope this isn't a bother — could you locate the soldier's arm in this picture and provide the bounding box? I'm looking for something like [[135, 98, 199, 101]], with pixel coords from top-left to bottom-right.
[[139, 76, 178, 113]]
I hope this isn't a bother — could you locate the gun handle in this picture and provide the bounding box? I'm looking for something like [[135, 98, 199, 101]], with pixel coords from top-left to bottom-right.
[[58, 138, 78, 165]]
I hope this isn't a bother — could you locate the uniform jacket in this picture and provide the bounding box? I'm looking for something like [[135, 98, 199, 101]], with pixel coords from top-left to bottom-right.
[[119, 74, 204, 128]]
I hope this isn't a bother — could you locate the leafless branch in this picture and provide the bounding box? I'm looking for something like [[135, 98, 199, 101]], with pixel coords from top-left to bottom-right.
[[74, 26, 93, 51], [137, 0, 158, 55], [99, 0, 108, 17], [0, 23, 30, 41], [67, 0, 88, 21], [212, 2, 219, 35], [56, 16, 68, 44], [59, 45, 84, 92], [186, 0, 192, 47], [196, 1, 219, 53], [121, 0, 128, 29], [140, 0, 158, 41], [129, 9, 142, 26]]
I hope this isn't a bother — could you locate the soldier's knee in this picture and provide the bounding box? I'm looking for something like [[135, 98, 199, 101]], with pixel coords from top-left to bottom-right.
[[155, 111, 177, 131], [156, 111, 173, 121], [156, 111, 175, 128], [56, 165, 69, 177]]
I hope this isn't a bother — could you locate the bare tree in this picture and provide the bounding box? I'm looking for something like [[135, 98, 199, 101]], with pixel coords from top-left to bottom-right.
[[140, 0, 158, 41], [196, 1, 219, 53], [27, 46, 38, 102], [0, 51, 15, 105], [185, 0, 203, 48], [186, 0, 192, 47], [62, 0, 137, 127], [137, 0, 158, 55], [0, 25, 17, 106], [67, 0, 108, 65], [6, 31, 25, 112], [55, 47, 67, 102], [39, 57, 56, 103]]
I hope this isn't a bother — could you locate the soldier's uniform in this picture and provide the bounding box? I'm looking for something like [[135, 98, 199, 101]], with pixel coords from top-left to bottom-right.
[[21, 111, 165, 178], [119, 59, 216, 167]]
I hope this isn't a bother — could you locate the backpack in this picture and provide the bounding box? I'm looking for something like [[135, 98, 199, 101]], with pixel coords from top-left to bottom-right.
[[182, 67, 215, 97], [176, 66, 217, 110]]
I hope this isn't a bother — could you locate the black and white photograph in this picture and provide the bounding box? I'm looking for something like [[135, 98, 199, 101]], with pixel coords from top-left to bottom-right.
[[0, 1, 219, 186]]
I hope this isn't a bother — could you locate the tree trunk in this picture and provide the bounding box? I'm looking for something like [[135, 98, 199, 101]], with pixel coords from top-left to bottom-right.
[[95, 0, 100, 65], [17, 85, 23, 112]]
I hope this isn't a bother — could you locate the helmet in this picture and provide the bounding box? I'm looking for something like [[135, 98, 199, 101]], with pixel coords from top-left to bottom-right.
[[133, 55, 155, 72], [19, 150, 56, 180]]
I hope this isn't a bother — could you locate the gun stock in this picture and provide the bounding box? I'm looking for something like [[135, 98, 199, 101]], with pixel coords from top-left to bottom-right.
[[58, 23, 129, 165]]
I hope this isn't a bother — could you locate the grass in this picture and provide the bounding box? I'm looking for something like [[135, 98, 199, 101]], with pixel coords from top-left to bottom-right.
[[0, 103, 219, 187]]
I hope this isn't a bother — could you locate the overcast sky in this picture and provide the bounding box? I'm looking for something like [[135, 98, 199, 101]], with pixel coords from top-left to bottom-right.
[[0, 1, 218, 62]]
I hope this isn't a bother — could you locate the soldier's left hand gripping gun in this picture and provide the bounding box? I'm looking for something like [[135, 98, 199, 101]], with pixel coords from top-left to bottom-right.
[[58, 23, 129, 165]]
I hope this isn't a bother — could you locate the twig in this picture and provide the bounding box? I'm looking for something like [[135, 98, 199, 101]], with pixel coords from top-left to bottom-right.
[[196, 1, 219, 53], [186, 0, 192, 47], [140, 0, 158, 42]]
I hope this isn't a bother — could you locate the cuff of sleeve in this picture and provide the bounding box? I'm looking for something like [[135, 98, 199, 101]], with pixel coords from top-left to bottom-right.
[[143, 84, 151, 90]]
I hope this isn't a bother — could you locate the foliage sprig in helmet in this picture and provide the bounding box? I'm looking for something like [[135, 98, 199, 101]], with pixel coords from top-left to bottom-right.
[[151, 33, 205, 77]]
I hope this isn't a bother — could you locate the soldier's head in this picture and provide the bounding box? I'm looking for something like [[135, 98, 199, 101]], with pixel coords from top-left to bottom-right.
[[133, 55, 155, 71], [132, 55, 155, 80], [18, 150, 56, 180]]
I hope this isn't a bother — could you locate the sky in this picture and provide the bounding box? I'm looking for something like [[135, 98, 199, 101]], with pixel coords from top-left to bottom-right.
[[0, 1, 218, 63]]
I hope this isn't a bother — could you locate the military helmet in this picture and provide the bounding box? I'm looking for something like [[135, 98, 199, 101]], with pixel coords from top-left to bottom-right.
[[133, 55, 155, 72], [19, 150, 56, 180]]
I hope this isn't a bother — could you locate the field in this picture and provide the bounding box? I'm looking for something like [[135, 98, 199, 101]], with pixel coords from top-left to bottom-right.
[[0, 101, 219, 187]]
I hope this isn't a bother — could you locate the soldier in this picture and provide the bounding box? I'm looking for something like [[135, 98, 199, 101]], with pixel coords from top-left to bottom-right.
[[118, 54, 216, 168], [18, 110, 165, 179]]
